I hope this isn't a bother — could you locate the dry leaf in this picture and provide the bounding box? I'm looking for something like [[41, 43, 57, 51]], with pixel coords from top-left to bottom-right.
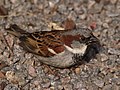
[[63, 18, 76, 30]]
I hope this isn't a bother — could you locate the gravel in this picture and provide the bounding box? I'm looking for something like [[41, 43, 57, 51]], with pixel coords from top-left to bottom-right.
[[0, 0, 120, 90]]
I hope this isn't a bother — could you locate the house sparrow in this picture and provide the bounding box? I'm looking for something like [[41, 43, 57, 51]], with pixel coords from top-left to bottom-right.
[[6, 24, 100, 68]]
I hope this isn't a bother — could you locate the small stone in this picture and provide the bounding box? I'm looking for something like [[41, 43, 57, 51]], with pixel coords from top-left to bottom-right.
[[51, 81, 55, 86], [33, 80, 38, 85], [93, 32, 100, 37], [76, 81, 84, 89], [88, 1, 96, 9], [63, 84, 73, 90], [93, 79, 104, 88], [25, 53, 33, 59], [100, 54, 108, 61], [107, 13, 119, 17], [49, 1, 55, 8], [28, 65, 37, 77], [50, 86, 55, 90], [103, 84, 112, 90], [103, 23, 109, 28], [42, 82, 51, 88], [58, 85, 64, 90], [5, 35, 14, 48], [43, 67, 49, 73], [58, 5, 67, 13], [3, 51, 9, 58], [75, 68, 81, 74], [79, 14, 86, 20], [6, 71, 25, 85], [0, 82, 7, 90], [16, 65, 21, 70], [108, 48, 120, 55], [10, 0, 17, 4], [29, 0, 38, 4], [105, 18, 112, 23], [110, 0, 118, 4], [4, 84, 19, 90]]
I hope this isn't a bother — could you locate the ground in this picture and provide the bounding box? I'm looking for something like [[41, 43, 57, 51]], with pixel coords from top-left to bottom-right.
[[0, 0, 120, 90]]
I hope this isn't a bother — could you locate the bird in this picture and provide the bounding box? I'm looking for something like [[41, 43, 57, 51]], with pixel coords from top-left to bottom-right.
[[6, 24, 100, 68]]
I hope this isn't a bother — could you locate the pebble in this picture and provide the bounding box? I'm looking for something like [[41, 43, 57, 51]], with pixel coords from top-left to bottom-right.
[[108, 48, 120, 55], [76, 81, 84, 89], [75, 67, 81, 74], [110, 0, 118, 4], [107, 13, 119, 17], [79, 14, 86, 20], [63, 84, 73, 90], [103, 84, 112, 90], [58, 4, 67, 13], [100, 53, 108, 61], [42, 82, 51, 88], [25, 53, 33, 59], [10, 0, 17, 3], [4, 84, 19, 90], [102, 23, 109, 28], [6, 71, 25, 85], [88, 0, 95, 9], [93, 79, 104, 88], [28, 65, 37, 77], [3, 51, 9, 58]]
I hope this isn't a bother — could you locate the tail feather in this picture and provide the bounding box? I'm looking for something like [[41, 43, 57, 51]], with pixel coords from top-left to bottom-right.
[[6, 24, 27, 37]]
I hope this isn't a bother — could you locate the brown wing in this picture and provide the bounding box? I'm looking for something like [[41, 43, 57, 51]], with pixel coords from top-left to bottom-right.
[[19, 29, 86, 57], [19, 31, 65, 57]]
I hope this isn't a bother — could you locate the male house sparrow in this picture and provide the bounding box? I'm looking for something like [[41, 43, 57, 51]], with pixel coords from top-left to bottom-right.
[[6, 24, 100, 68]]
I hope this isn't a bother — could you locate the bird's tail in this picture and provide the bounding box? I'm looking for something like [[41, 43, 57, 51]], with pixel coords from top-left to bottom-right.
[[6, 24, 27, 37]]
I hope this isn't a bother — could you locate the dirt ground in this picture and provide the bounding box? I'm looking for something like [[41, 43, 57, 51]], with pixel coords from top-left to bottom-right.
[[0, 0, 120, 90]]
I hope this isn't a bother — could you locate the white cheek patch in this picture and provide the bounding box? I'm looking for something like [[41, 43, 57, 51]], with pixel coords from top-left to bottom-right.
[[64, 44, 87, 55]]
